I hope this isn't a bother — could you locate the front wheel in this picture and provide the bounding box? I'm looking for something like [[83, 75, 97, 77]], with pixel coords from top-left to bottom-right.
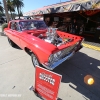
[[31, 53, 41, 67]]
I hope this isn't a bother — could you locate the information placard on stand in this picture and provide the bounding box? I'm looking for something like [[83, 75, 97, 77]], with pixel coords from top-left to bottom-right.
[[33, 66, 62, 100]]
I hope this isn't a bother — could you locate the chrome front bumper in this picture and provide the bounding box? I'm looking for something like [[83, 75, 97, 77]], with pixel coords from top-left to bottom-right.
[[42, 51, 75, 70]]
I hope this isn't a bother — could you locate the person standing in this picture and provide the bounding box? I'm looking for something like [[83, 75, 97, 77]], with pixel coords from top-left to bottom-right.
[[70, 19, 78, 34]]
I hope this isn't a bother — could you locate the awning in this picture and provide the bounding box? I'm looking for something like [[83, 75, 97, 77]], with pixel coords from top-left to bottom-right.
[[24, 0, 100, 16]]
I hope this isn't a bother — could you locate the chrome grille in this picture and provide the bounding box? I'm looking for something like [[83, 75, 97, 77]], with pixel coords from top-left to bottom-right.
[[48, 43, 78, 65], [60, 44, 77, 58]]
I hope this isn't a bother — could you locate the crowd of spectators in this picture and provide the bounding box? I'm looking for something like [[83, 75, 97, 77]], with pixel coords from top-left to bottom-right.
[[45, 18, 84, 35]]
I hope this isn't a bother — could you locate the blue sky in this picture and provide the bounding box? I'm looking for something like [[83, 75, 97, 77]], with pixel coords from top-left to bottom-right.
[[23, 0, 70, 13]]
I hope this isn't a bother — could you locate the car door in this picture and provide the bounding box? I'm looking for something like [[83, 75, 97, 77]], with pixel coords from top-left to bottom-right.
[[7, 21, 16, 41], [10, 22, 25, 48]]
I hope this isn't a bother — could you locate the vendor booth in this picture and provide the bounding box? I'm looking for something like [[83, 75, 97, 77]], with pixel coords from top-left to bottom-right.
[[24, 0, 100, 39]]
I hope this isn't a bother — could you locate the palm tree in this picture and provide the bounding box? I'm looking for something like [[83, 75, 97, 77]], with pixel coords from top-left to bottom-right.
[[7, 0, 15, 19], [12, 0, 24, 19], [19, 10, 23, 16], [0, 1, 3, 13], [3, 0, 10, 22]]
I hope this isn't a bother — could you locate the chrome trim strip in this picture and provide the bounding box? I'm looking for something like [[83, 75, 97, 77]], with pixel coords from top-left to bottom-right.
[[42, 51, 75, 70]]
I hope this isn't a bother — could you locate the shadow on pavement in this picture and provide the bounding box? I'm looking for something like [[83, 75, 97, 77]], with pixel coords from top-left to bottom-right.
[[53, 52, 100, 100], [57, 98, 62, 100]]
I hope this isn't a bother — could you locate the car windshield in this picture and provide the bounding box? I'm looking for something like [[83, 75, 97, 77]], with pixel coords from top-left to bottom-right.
[[19, 20, 47, 31]]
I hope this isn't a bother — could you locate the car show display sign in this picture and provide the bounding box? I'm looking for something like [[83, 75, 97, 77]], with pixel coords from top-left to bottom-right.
[[34, 66, 62, 100]]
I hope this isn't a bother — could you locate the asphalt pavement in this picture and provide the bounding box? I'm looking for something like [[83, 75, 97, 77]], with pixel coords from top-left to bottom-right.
[[0, 35, 100, 100]]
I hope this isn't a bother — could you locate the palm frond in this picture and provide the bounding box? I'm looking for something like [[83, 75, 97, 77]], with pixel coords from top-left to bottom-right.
[[0, 2, 3, 12]]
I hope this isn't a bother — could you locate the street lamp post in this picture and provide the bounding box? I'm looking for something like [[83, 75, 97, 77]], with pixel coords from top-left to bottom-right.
[[3, 0, 10, 22]]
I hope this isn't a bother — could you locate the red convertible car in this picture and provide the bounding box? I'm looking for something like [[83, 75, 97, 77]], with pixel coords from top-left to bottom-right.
[[4, 19, 84, 70]]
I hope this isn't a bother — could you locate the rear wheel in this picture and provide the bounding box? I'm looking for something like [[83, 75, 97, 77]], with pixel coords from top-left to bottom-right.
[[31, 53, 41, 67], [8, 37, 16, 47]]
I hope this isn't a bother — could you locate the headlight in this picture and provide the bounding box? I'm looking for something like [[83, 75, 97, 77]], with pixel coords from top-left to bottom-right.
[[49, 51, 62, 63], [76, 41, 79, 45], [81, 38, 84, 43], [49, 54, 54, 63]]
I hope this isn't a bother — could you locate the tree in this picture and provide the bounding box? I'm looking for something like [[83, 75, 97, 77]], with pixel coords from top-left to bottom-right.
[[7, 0, 15, 19], [12, 0, 24, 19], [19, 11, 23, 16], [0, 1, 3, 13], [3, 0, 10, 22]]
